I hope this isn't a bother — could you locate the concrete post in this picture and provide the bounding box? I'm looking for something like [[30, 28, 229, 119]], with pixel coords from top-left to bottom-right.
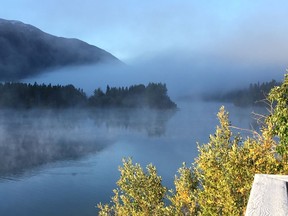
[[245, 174, 288, 216]]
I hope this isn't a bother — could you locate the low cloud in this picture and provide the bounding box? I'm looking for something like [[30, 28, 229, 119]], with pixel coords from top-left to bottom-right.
[[23, 53, 286, 100]]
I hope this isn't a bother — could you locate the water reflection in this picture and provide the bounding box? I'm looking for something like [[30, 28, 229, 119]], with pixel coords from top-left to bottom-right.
[[0, 108, 175, 177], [88, 108, 176, 137]]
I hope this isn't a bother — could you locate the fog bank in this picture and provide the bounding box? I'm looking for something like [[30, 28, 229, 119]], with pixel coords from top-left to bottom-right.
[[23, 54, 286, 99]]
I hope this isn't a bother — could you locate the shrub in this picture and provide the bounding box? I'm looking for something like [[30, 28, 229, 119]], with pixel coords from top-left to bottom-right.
[[97, 158, 168, 216]]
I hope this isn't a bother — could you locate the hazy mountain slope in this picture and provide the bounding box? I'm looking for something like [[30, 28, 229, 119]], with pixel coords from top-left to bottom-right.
[[0, 18, 120, 80]]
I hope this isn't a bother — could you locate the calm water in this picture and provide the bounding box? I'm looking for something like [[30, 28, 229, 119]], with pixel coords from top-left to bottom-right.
[[0, 101, 265, 216]]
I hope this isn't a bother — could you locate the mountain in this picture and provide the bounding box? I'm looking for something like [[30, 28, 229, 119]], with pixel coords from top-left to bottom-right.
[[0, 18, 120, 80]]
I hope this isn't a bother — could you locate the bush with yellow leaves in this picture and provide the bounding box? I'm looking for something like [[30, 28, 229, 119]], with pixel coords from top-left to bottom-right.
[[195, 106, 288, 216], [97, 158, 168, 216]]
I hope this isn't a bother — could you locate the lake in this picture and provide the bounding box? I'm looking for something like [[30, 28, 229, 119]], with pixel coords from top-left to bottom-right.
[[0, 101, 265, 216]]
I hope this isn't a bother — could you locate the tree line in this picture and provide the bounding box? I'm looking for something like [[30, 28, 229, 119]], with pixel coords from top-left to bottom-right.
[[0, 82, 177, 109], [203, 79, 281, 106]]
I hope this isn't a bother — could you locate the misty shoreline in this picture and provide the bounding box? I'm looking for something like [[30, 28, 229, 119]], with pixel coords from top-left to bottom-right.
[[0, 82, 177, 110]]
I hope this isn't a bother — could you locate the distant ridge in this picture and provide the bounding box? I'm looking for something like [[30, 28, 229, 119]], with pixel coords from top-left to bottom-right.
[[0, 18, 121, 80]]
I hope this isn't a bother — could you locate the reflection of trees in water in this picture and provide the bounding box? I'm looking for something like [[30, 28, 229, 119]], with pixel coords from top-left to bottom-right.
[[0, 108, 175, 176], [0, 109, 109, 177], [88, 108, 176, 137], [0, 138, 108, 176]]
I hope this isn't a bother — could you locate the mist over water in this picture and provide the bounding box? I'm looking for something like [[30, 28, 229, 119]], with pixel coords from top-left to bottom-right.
[[0, 107, 175, 178], [22, 56, 286, 99]]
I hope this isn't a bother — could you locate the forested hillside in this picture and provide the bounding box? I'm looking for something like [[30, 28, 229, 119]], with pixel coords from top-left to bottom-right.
[[203, 79, 281, 106], [0, 18, 120, 80]]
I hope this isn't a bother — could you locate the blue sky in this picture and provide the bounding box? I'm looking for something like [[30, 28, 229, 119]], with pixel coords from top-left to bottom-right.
[[1, 0, 288, 64]]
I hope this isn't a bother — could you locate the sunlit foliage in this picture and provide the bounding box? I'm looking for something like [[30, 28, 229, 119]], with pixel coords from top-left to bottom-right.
[[97, 158, 168, 216], [265, 73, 288, 157], [195, 107, 288, 215], [168, 163, 198, 215]]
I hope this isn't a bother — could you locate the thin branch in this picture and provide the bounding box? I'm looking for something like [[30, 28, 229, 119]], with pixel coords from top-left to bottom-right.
[[229, 125, 261, 139]]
